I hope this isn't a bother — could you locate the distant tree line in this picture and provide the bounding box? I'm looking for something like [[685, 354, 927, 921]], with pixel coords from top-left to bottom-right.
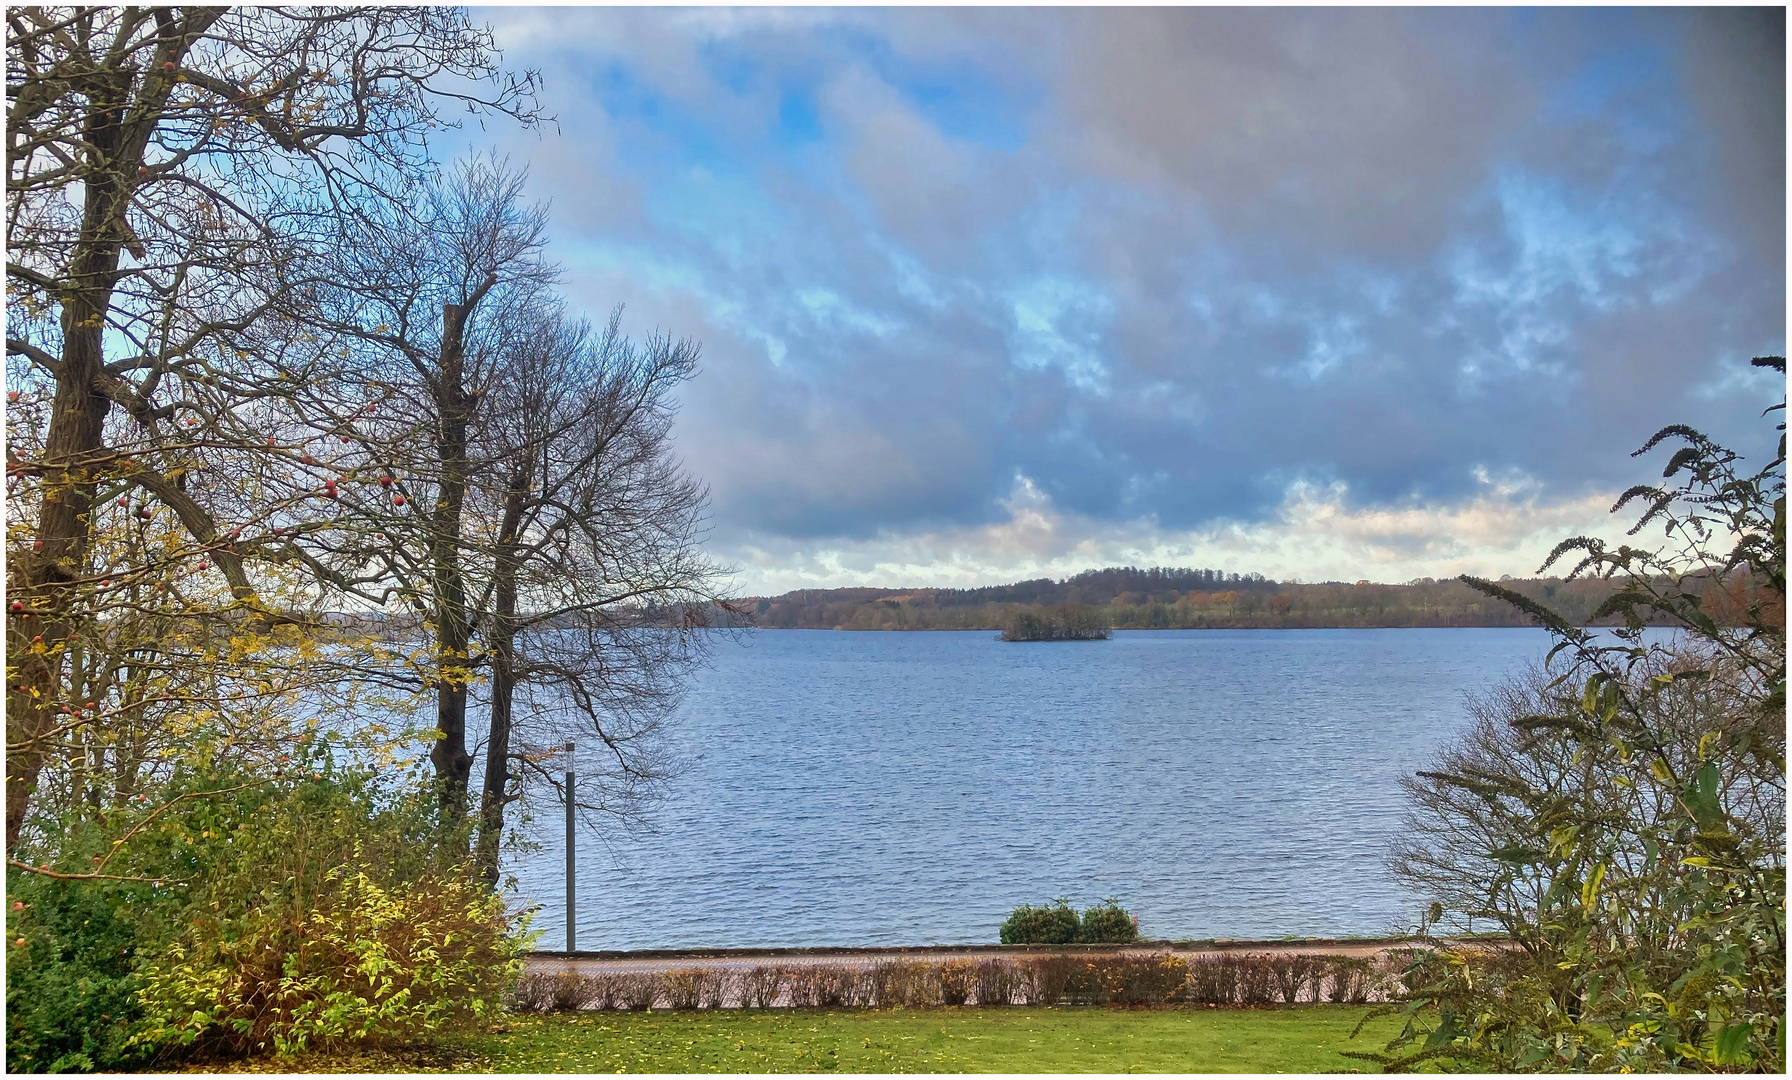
[[746, 568, 1742, 631]]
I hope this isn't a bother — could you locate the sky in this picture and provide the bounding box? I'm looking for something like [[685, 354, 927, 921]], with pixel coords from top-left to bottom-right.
[[461, 6, 1785, 595]]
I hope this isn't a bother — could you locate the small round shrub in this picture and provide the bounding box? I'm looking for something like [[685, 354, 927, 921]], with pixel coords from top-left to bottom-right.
[[1076, 901, 1139, 944], [999, 901, 1080, 945]]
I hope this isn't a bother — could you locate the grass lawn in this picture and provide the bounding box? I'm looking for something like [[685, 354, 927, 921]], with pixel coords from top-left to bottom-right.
[[452, 1005, 1403, 1074]]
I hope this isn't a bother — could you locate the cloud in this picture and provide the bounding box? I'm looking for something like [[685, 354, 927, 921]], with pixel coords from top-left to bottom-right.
[[464, 7, 1783, 588], [714, 472, 1637, 596]]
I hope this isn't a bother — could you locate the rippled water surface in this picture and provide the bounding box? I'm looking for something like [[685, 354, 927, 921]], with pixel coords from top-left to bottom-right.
[[507, 627, 1567, 949]]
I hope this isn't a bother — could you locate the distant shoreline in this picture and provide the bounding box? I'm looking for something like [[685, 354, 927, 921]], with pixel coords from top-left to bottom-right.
[[737, 569, 1695, 633], [739, 623, 1578, 632]]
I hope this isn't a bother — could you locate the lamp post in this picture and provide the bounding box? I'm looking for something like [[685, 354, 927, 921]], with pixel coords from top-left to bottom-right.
[[564, 741, 576, 954]]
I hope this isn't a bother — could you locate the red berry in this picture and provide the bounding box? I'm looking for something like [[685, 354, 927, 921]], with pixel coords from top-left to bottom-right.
[[6, 391, 18, 403], [379, 476, 393, 487], [197, 562, 209, 571], [163, 61, 176, 71], [117, 497, 129, 507], [11, 901, 22, 911], [9, 602, 22, 613], [32, 541, 42, 551], [392, 495, 405, 507]]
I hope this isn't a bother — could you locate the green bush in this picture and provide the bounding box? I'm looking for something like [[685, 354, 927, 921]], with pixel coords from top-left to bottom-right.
[[5, 870, 155, 1073], [999, 901, 1081, 944], [7, 751, 526, 1067], [124, 765, 524, 1057], [1000, 898, 1139, 944], [1075, 901, 1139, 943]]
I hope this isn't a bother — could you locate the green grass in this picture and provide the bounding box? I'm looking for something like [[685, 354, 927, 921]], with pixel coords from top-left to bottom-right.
[[454, 1005, 1402, 1073]]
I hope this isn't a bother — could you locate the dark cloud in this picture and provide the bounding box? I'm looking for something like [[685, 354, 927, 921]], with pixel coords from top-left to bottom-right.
[[472, 7, 1785, 584]]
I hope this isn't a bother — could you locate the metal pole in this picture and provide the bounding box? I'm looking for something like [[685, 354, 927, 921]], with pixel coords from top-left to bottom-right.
[[564, 741, 576, 954]]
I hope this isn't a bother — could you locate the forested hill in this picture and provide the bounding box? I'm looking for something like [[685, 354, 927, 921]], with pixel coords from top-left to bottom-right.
[[744, 566, 1683, 631]]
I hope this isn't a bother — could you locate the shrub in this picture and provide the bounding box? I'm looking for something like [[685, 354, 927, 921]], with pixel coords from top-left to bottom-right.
[[1323, 956, 1371, 1003], [1234, 954, 1275, 1005], [1000, 901, 1080, 945], [936, 960, 974, 1006], [662, 968, 724, 1010], [7, 761, 527, 1066], [1268, 955, 1321, 1004], [113, 766, 524, 1059], [1014, 955, 1074, 1006], [1057, 955, 1186, 1005], [971, 959, 1015, 1006], [785, 965, 859, 1008], [1362, 382, 1788, 1072], [614, 973, 661, 1011], [132, 862, 519, 1056], [1186, 957, 1239, 1005], [866, 961, 932, 1008], [5, 870, 153, 1073], [510, 972, 602, 1013], [739, 966, 784, 1009], [1076, 901, 1139, 944]]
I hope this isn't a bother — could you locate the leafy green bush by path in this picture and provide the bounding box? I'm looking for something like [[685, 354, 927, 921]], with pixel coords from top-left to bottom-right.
[[999, 900, 1080, 944], [1075, 900, 1139, 943], [998, 898, 1139, 943]]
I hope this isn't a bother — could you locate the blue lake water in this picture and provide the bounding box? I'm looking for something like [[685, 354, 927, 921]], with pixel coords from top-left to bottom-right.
[[505, 627, 1576, 950]]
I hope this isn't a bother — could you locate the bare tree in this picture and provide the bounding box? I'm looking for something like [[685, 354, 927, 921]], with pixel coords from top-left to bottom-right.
[[4, 5, 542, 848], [468, 305, 731, 884], [299, 156, 559, 824]]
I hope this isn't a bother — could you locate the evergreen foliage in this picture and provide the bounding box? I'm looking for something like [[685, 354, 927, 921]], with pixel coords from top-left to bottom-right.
[[998, 898, 1140, 943]]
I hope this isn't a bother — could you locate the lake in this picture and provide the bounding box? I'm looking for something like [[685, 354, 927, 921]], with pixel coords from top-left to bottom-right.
[[504, 627, 1576, 950]]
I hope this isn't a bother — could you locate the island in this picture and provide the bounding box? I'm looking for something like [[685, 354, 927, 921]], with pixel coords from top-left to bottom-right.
[[999, 603, 1112, 641]]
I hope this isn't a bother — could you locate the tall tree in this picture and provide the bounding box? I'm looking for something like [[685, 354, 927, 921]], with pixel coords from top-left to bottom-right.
[[4, 6, 541, 848], [469, 306, 727, 884], [307, 156, 558, 824]]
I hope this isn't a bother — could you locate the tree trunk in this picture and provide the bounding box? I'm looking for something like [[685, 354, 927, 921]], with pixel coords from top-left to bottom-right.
[[6, 10, 217, 851], [6, 180, 127, 851], [476, 482, 528, 885], [428, 301, 477, 825]]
